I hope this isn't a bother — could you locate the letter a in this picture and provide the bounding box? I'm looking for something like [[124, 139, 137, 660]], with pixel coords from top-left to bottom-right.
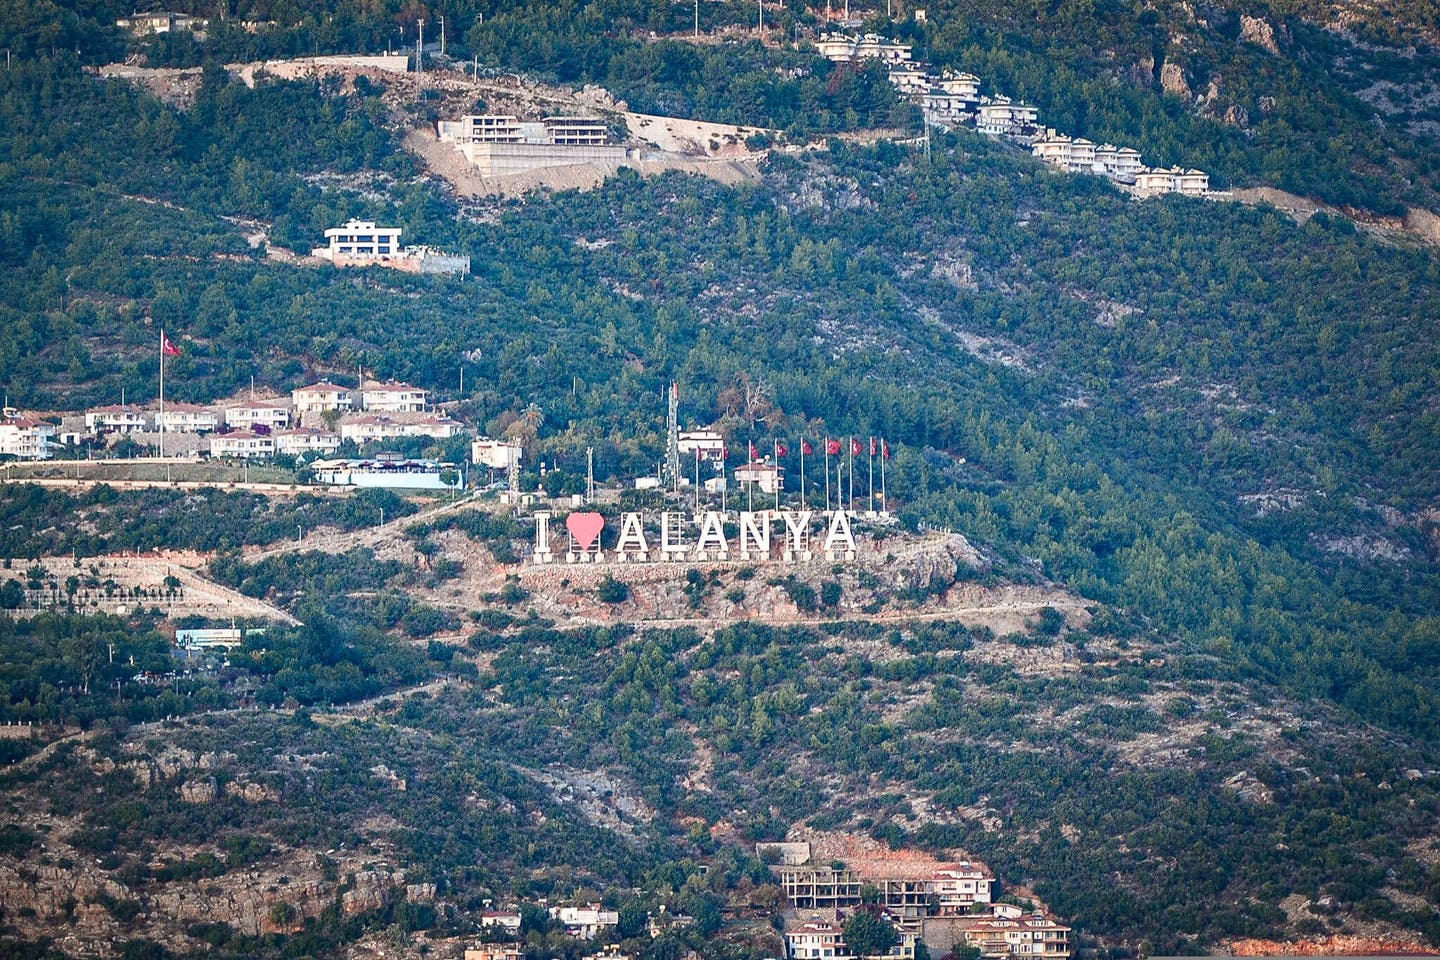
[[824, 509, 856, 559]]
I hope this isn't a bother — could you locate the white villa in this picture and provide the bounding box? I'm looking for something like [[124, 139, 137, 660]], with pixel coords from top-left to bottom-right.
[[209, 432, 276, 459], [314, 219, 402, 260], [153, 403, 219, 433], [339, 414, 461, 443], [550, 904, 619, 940], [0, 417, 56, 459], [85, 405, 150, 434], [975, 97, 1041, 138], [291, 381, 355, 415], [360, 380, 428, 413], [225, 401, 291, 431], [273, 428, 341, 456]]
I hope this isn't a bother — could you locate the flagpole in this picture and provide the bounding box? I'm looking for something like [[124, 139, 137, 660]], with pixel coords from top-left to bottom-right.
[[694, 449, 700, 515], [747, 439, 753, 513], [773, 439, 780, 512], [800, 440, 806, 508], [847, 437, 854, 513], [881, 439, 888, 514], [869, 436, 875, 514], [158, 330, 165, 460], [824, 439, 831, 511]]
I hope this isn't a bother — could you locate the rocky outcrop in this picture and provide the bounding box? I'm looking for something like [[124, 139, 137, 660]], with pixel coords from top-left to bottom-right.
[[179, 777, 218, 804], [1240, 15, 1281, 53], [1161, 61, 1192, 99], [1227, 934, 1438, 955]]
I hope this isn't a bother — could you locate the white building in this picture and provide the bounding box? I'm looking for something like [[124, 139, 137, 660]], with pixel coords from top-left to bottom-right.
[[888, 64, 931, 97], [937, 70, 981, 98], [292, 381, 355, 415], [1094, 143, 1144, 181], [225, 401, 291, 431], [933, 862, 995, 912], [315, 219, 402, 259], [1031, 135, 1097, 174], [678, 430, 726, 463], [1174, 168, 1211, 195], [734, 460, 784, 495], [960, 915, 1071, 959], [550, 904, 619, 940], [154, 403, 219, 434], [0, 418, 56, 459], [477, 910, 522, 935], [361, 380, 428, 413], [310, 456, 462, 490], [209, 432, 276, 459], [340, 414, 460, 443], [816, 32, 913, 64], [975, 97, 1040, 138], [273, 428, 341, 457], [922, 89, 978, 125], [85, 405, 150, 435], [115, 11, 207, 34], [786, 918, 852, 960], [438, 114, 627, 177], [471, 437, 524, 470]]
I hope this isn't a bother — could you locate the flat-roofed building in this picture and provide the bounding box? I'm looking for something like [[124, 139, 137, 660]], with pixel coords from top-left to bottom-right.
[[1175, 168, 1211, 195], [888, 64, 931, 96], [340, 414, 461, 443], [975, 97, 1040, 138], [85, 405, 151, 435], [472, 437, 524, 470], [310, 455, 463, 490], [315, 219, 402, 259], [937, 70, 981, 98]]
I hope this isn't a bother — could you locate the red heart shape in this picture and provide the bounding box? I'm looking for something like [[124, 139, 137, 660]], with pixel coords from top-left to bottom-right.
[[565, 512, 605, 552]]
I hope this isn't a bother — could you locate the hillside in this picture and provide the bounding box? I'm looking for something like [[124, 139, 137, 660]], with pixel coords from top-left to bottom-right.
[[3, 0, 1440, 956]]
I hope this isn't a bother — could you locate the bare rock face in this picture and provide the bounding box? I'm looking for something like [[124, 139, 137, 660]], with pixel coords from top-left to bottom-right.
[[224, 779, 280, 803], [1224, 104, 1250, 126], [1240, 15, 1281, 54], [179, 777, 218, 804], [1403, 207, 1440, 245], [1128, 56, 1156, 86], [1161, 61, 1192, 99]]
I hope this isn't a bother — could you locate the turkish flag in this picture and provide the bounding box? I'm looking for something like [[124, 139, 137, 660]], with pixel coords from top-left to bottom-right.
[[826, 438, 842, 456], [749, 442, 758, 460], [161, 334, 181, 356], [850, 438, 862, 456], [802, 440, 814, 456], [883, 441, 891, 460], [776, 442, 788, 457], [870, 437, 878, 456]]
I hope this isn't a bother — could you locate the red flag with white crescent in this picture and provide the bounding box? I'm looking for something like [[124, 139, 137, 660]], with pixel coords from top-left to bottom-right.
[[161, 333, 181, 356], [870, 437, 878, 456], [850, 438, 862, 456], [776, 442, 788, 457], [749, 442, 758, 461], [826, 438, 841, 456], [882, 440, 891, 460], [802, 440, 814, 456]]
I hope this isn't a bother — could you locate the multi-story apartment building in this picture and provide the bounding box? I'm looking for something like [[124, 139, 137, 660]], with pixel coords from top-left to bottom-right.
[[360, 380, 428, 413], [85, 405, 150, 435], [209, 432, 276, 459], [273, 428, 341, 457], [0, 417, 56, 459], [960, 915, 1071, 958], [291, 381, 355, 415], [225, 401, 292, 431], [153, 403, 219, 433]]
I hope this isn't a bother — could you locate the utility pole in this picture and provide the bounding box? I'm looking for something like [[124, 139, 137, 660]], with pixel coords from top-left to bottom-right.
[[586, 447, 594, 504], [695, 0, 699, 37], [438, 14, 446, 56]]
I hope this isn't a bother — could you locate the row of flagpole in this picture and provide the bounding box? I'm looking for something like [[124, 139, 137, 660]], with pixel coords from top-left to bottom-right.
[[720, 436, 891, 513]]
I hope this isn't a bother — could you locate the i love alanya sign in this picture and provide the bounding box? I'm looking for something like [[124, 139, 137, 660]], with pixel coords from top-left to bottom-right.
[[532, 509, 859, 564]]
